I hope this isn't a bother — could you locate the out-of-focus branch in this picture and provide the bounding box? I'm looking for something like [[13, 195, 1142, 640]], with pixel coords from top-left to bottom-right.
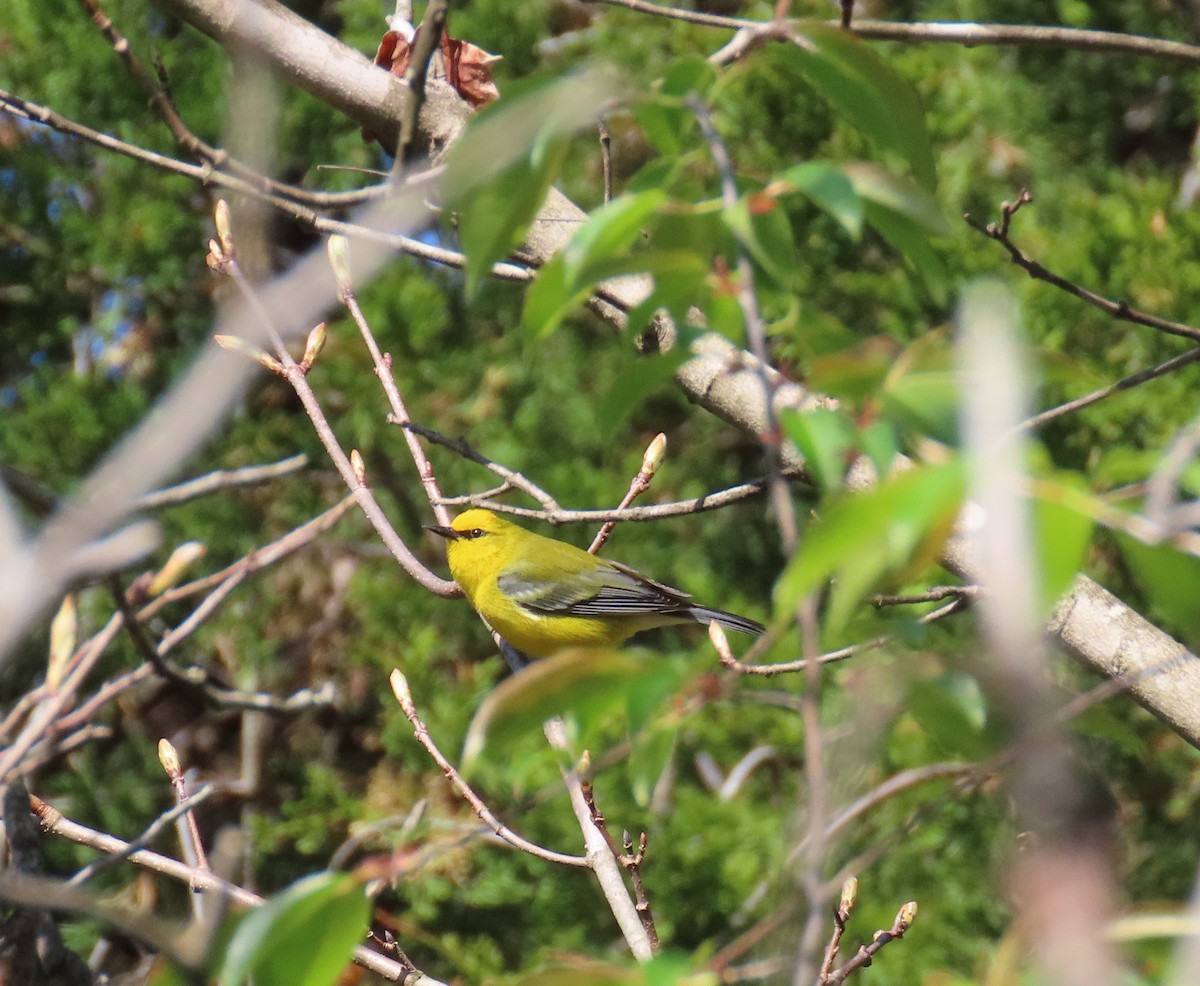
[[581, 0, 1200, 67], [136, 454, 308, 509], [389, 671, 589, 868], [116, 0, 1200, 750], [34, 795, 444, 984]]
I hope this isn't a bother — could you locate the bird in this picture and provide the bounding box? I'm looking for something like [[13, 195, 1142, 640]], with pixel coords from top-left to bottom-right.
[[426, 508, 764, 660]]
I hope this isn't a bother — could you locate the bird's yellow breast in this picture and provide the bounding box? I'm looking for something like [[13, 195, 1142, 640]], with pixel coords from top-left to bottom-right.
[[449, 551, 662, 657]]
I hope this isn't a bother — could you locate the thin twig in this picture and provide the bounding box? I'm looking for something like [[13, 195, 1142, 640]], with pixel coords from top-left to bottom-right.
[[403, 421, 563, 513], [582, 0, 1200, 68], [0, 88, 527, 280], [1020, 346, 1200, 433], [34, 794, 444, 984], [396, 0, 450, 165], [330, 239, 451, 526], [136, 454, 308, 509], [679, 90, 820, 938], [872, 585, 979, 608], [966, 191, 1200, 345], [389, 671, 589, 868], [158, 740, 211, 916], [824, 901, 917, 985], [580, 780, 661, 951], [68, 785, 218, 886], [0, 615, 123, 782], [598, 116, 613, 204], [212, 220, 458, 597], [441, 477, 777, 522], [817, 877, 858, 985], [588, 434, 665, 553], [546, 722, 654, 961], [73, 0, 388, 209], [717, 597, 968, 676]]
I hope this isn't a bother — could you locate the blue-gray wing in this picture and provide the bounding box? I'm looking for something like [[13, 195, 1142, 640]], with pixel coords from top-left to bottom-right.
[[498, 560, 692, 618]]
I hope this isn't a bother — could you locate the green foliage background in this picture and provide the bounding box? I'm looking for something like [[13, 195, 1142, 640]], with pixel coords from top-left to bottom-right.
[[4, 1, 1200, 983]]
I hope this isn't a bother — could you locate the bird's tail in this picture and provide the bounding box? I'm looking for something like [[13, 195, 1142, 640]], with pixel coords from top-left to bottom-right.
[[688, 606, 765, 636]]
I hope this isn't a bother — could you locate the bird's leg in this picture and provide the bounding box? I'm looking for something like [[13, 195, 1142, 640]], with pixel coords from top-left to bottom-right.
[[497, 638, 531, 673]]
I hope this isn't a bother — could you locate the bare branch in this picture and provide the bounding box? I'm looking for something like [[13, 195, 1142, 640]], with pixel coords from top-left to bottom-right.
[[389, 671, 589, 868], [137, 454, 308, 509], [582, 0, 1200, 67]]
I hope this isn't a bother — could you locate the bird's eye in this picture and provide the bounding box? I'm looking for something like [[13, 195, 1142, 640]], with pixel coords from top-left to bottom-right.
[[467, 528, 486, 539]]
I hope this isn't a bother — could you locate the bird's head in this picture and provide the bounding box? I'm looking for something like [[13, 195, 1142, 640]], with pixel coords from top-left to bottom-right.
[[424, 508, 518, 578], [425, 508, 512, 543], [425, 510, 517, 588]]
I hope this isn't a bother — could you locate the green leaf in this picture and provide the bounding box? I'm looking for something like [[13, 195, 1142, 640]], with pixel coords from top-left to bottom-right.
[[147, 964, 191, 986], [661, 55, 717, 99], [444, 72, 616, 295], [632, 99, 690, 157], [523, 190, 667, 336], [462, 648, 662, 770], [807, 337, 899, 406], [906, 674, 989, 759], [1116, 535, 1200, 643], [858, 420, 901, 478], [522, 253, 576, 337], [456, 140, 569, 297], [882, 370, 960, 443], [781, 406, 856, 494], [563, 190, 667, 285], [842, 162, 951, 236], [842, 162, 950, 301], [721, 195, 797, 286], [1030, 474, 1095, 615], [628, 723, 677, 808], [790, 24, 937, 189], [444, 71, 616, 195], [862, 201, 949, 303], [774, 460, 966, 634], [778, 162, 863, 238], [589, 250, 712, 333], [219, 873, 369, 986], [599, 351, 692, 436]]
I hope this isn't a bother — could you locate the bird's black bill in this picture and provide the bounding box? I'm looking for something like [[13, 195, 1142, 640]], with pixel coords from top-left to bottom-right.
[[424, 524, 462, 540]]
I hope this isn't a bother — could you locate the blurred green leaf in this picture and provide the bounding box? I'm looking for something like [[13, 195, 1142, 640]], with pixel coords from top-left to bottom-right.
[[147, 964, 190, 986], [661, 55, 718, 99], [1030, 474, 1095, 615], [462, 648, 671, 770], [778, 161, 863, 238], [775, 460, 965, 633], [842, 162, 950, 301], [882, 370, 960, 443], [597, 350, 691, 436], [445, 72, 616, 295], [1116, 534, 1200, 643], [842, 163, 951, 236], [628, 723, 677, 808], [781, 406, 856, 494], [524, 190, 670, 334], [791, 24, 937, 189], [633, 99, 690, 157], [219, 873, 369, 986], [721, 195, 797, 286], [564, 191, 667, 285], [445, 71, 616, 194], [807, 337, 900, 406], [858, 420, 901, 478], [456, 140, 569, 297], [906, 675, 990, 760]]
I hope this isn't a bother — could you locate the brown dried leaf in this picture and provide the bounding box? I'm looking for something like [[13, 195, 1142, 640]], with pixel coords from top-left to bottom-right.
[[440, 33, 501, 108]]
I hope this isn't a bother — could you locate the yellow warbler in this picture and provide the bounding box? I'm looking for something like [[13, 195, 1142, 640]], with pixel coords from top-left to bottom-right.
[[427, 508, 764, 658]]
